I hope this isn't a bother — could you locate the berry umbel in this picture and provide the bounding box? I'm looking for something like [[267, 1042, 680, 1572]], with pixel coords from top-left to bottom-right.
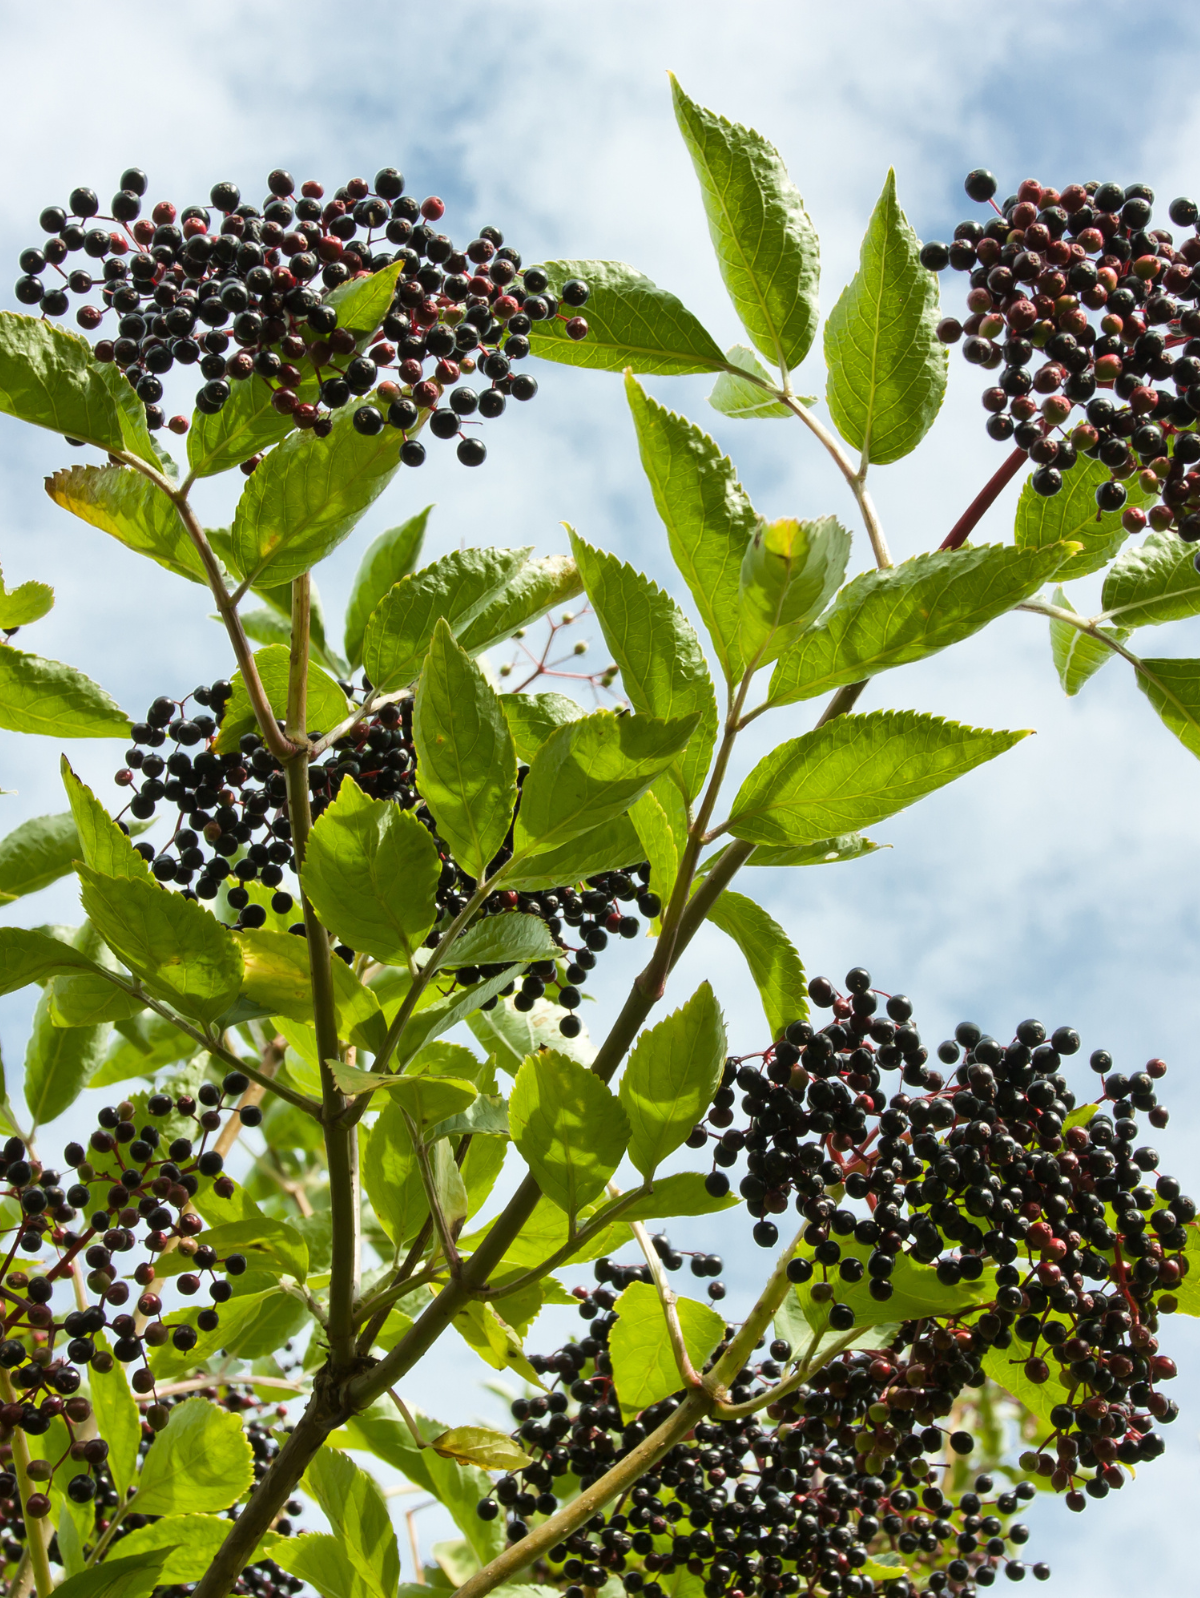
[[15, 167, 590, 465]]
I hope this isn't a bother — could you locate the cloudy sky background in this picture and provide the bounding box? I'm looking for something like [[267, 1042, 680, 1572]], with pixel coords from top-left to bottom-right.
[[2, 0, 1200, 1587]]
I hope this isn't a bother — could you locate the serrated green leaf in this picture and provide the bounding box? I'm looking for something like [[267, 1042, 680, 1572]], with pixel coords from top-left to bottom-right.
[[343, 508, 432, 670], [213, 642, 351, 752], [413, 618, 517, 880], [619, 984, 725, 1178], [1173, 1224, 1200, 1316], [236, 928, 381, 1047], [303, 1446, 400, 1598], [727, 709, 1028, 847], [708, 345, 793, 419], [510, 1050, 629, 1214], [499, 691, 585, 762], [92, 1011, 199, 1088], [231, 402, 404, 586], [334, 1063, 478, 1123], [148, 1287, 309, 1379], [1102, 527, 1200, 628], [62, 759, 152, 881], [442, 912, 560, 969], [824, 171, 946, 465], [456, 555, 585, 659], [0, 926, 100, 994], [467, 993, 596, 1076], [323, 260, 405, 335], [770, 542, 1075, 706], [459, 1193, 626, 1270], [302, 777, 440, 965], [450, 1297, 544, 1387], [24, 987, 109, 1124], [135, 1397, 254, 1515], [0, 310, 123, 449], [79, 865, 242, 1023], [272, 1534, 365, 1598], [0, 645, 131, 739], [502, 812, 644, 892], [428, 1092, 509, 1141], [113, 1517, 279, 1586], [45, 463, 205, 583], [89, 1335, 140, 1503], [739, 515, 851, 669], [1134, 656, 1200, 757], [698, 833, 883, 874], [0, 566, 54, 629], [187, 373, 308, 479], [0, 812, 79, 904], [625, 375, 757, 682], [671, 76, 820, 373], [388, 968, 522, 1065], [51, 1550, 175, 1598], [428, 1426, 532, 1470], [570, 531, 718, 798], [48, 965, 143, 1027], [514, 709, 698, 855], [156, 1216, 307, 1281], [1015, 454, 1154, 581], [363, 546, 531, 693], [1047, 585, 1126, 695], [981, 1323, 1073, 1432], [629, 785, 680, 932], [794, 1236, 994, 1339], [706, 889, 806, 1038], [363, 1099, 428, 1245], [530, 260, 726, 376], [595, 1170, 740, 1224], [609, 1280, 724, 1419]]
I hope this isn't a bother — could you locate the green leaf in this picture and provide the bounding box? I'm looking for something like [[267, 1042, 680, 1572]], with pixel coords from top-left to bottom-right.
[[24, 988, 109, 1124], [95, 362, 168, 471], [0, 645, 131, 739], [45, 464, 205, 583], [89, 1337, 141, 1503], [609, 1280, 724, 1418], [618, 984, 725, 1178], [460, 1194, 627, 1270], [741, 833, 883, 868], [671, 76, 820, 373], [113, 1517, 277, 1586], [92, 1011, 199, 1088], [456, 555, 585, 659], [727, 709, 1028, 847], [428, 1426, 532, 1470], [187, 374, 307, 480], [981, 1323, 1073, 1432], [500, 691, 585, 762], [134, 1396, 254, 1515], [1062, 1102, 1099, 1134], [513, 709, 698, 855], [467, 993, 597, 1077], [0, 926, 99, 994], [1101, 526, 1200, 628], [302, 777, 440, 965], [335, 1063, 479, 1123], [51, 1550, 175, 1598], [450, 1298, 544, 1387], [149, 1287, 309, 1379], [231, 403, 404, 587], [0, 311, 123, 450], [0, 566, 54, 629], [706, 889, 807, 1038], [1135, 657, 1200, 758], [363, 546, 531, 693], [569, 531, 719, 799], [823, 170, 947, 465], [48, 967, 142, 1027], [343, 508, 432, 670], [793, 1237, 993, 1341], [529, 260, 726, 376], [510, 1049, 630, 1214], [156, 1217, 307, 1281], [388, 968, 521, 1065], [413, 618, 517, 880], [429, 1092, 509, 1140], [79, 865, 243, 1023], [708, 345, 793, 420], [303, 1446, 400, 1598], [1173, 1224, 1200, 1316], [214, 644, 351, 752], [236, 928, 382, 1047], [0, 812, 79, 903], [443, 912, 560, 969], [739, 516, 851, 669], [629, 785, 680, 931], [598, 1170, 740, 1224], [502, 812, 644, 892], [769, 542, 1075, 706], [1015, 454, 1154, 581], [362, 1101, 428, 1245], [625, 375, 757, 682], [62, 759, 152, 881], [1047, 586, 1126, 696], [272, 1534, 366, 1598], [323, 260, 406, 336]]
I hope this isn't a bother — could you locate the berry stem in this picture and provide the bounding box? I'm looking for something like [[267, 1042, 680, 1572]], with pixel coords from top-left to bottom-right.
[[940, 447, 1029, 551], [0, 1370, 51, 1598], [111, 449, 300, 766]]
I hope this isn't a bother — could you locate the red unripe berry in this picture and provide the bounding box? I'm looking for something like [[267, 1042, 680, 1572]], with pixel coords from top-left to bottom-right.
[[1017, 179, 1043, 205], [167, 415, 189, 435], [346, 177, 369, 199], [151, 201, 176, 226], [132, 219, 155, 245], [108, 233, 128, 255], [301, 180, 324, 198], [421, 195, 446, 221], [1122, 507, 1148, 534]]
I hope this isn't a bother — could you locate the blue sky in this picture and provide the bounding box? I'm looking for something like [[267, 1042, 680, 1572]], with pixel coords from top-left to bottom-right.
[[2, 1, 1199, 1588]]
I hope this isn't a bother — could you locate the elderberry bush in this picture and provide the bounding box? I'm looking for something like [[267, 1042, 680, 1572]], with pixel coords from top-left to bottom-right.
[[14, 166, 590, 465], [471, 967, 1189, 1598], [923, 171, 1200, 555]]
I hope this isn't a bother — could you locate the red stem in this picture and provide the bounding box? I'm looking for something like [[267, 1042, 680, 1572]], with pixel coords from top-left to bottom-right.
[[940, 448, 1029, 551]]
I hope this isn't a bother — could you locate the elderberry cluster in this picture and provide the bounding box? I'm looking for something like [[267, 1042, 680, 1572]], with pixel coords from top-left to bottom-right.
[[14, 167, 589, 466], [469, 966, 1190, 1598], [923, 171, 1200, 558], [114, 681, 662, 1039]]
